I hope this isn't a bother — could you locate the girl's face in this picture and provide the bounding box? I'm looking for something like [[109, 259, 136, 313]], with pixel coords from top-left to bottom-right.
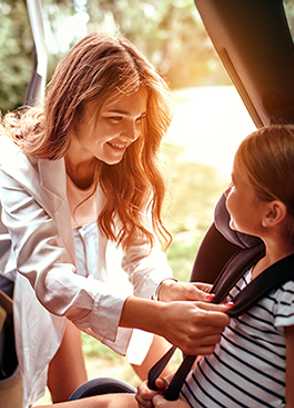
[[71, 87, 147, 165], [225, 162, 266, 236]]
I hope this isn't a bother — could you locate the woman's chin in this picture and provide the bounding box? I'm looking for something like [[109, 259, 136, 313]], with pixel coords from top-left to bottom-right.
[[98, 155, 124, 166]]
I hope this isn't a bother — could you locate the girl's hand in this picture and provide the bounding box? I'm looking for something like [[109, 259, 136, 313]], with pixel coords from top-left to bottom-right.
[[159, 300, 231, 355], [153, 395, 189, 407], [157, 280, 214, 303], [135, 378, 168, 408]]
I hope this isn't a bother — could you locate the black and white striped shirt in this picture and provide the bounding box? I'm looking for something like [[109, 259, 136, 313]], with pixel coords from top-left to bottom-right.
[[181, 270, 294, 407]]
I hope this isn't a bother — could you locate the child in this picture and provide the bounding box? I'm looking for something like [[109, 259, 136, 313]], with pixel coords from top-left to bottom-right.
[[135, 125, 294, 408]]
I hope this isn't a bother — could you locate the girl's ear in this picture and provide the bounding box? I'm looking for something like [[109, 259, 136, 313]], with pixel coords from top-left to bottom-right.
[[262, 200, 287, 228]]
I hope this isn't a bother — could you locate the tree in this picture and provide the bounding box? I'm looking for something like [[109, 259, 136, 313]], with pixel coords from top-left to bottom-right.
[[0, 1, 33, 111], [86, 0, 228, 88]]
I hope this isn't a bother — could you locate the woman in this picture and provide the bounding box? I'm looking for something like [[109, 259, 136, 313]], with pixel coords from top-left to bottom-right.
[[0, 33, 230, 408]]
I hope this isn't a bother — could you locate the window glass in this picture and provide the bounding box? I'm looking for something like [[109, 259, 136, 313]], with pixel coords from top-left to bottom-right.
[[284, 0, 294, 41]]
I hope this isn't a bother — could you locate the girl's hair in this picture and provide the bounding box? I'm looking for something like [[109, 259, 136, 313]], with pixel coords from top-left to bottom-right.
[[0, 33, 172, 249], [234, 125, 294, 223]]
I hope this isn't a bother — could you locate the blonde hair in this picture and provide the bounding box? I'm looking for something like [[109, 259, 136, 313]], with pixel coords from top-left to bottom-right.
[[235, 125, 294, 230], [1, 33, 172, 249]]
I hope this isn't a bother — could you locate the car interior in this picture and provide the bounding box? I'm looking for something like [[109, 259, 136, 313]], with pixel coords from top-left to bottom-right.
[[192, 0, 294, 284]]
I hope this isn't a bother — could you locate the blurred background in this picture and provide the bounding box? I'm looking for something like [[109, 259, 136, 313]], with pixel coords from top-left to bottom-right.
[[1, 0, 294, 403]]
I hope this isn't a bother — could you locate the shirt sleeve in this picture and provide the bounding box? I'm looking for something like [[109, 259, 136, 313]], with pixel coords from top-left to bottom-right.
[[122, 239, 173, 299], [273, 280, 294, 329], [121, 204, 173, 299], [0, 169, 128, 343], [117, 206, 173, 363], [120, 238, 172, 364]]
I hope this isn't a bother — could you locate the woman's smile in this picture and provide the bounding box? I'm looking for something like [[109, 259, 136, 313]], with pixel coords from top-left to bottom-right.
[[106, 141, 128, 151]]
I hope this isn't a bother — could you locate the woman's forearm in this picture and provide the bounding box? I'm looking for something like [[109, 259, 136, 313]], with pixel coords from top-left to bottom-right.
[[119, 296, 164, 335], [119, 295, 231, 356]]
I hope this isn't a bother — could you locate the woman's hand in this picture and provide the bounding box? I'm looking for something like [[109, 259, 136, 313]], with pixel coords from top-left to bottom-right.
[[153, 395, 189, 408], [135, 378, 168, 408], [120, 296, 232, 355], [158, 300, 231, 355], [157, 280, 214, 302]]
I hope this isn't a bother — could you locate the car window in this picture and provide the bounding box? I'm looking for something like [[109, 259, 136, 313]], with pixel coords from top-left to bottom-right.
[[284, 0, 294, 38]]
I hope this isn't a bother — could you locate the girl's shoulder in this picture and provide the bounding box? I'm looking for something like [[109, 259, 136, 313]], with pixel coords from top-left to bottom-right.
[[273, 279, 294, 299], [272, 279, 294, 329]]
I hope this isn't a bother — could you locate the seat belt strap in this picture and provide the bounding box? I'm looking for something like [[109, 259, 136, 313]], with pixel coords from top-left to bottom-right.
[[148, 249, 294, 401]]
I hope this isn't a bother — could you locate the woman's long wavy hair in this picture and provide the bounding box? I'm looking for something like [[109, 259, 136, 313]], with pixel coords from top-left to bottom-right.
[[1, 33, 172, 249], [234, 125, 294, 234]]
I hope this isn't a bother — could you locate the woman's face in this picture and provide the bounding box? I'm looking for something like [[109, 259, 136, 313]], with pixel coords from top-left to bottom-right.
[[71, 87, 147, 165]]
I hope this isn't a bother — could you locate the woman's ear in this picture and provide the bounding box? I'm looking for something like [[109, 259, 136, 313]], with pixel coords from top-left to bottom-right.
[[262, 200, 287, 228]]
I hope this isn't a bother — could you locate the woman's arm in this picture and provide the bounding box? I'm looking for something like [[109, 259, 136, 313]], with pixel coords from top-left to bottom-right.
[[34, 393, 137, 408], [120, 295, 231, 355], [285, 325, 294, 407]]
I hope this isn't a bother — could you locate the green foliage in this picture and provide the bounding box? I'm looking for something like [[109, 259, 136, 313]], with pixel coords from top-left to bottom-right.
[[159, 142, 226, 281], [0, 0, 228, 112], [82, 332, 120, 360], [0, 1, 33, 111], [87, 0, 228, 88], [160, 143, 225, 234], [2, 1, 294, 112], [167, 236, 199, 281]]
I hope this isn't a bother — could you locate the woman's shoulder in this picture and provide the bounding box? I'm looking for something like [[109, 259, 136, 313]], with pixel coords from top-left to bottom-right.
[[0, 134, 21, 158], [0, 106, 43, 164], [0, 135, 39, 185], [0, 135, 29, 165]]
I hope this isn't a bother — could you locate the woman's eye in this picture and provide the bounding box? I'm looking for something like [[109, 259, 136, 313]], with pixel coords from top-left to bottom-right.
[[136, 115, 145, 125], [108, 116, 122, 123]]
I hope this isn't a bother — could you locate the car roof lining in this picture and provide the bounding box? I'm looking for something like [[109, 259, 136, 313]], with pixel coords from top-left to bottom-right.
[[194, 0, 294, 127]]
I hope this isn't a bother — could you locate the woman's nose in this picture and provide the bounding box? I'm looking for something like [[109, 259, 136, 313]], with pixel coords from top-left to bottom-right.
[[124, 121, 139, 142]]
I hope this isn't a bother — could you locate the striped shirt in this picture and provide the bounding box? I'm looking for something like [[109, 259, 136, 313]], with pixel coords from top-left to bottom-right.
[[181, 269, 294, 408]]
